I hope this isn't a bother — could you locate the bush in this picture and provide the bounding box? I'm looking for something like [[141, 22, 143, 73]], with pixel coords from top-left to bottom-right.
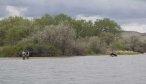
[[88, 36, 107, 54], [0, 45, 18, 57], [16, 37, 59, 57], [34, 23, 76, 56], [72, 38, 89, 55]]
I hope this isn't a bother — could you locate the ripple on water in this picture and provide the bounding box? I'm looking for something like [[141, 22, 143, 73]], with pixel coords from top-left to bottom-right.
[[0, 55, 146, 84]]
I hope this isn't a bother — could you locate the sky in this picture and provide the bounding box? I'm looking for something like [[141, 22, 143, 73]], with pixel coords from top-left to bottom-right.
[[0, 0, 146, 33]]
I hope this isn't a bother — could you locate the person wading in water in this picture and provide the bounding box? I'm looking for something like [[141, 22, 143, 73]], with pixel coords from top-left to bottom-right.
[[110, 52, 117, 57], [22, 50, 30, 60]]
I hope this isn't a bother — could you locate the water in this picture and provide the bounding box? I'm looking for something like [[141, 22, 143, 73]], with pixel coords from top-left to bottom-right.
[[0, 54, 146, 84]]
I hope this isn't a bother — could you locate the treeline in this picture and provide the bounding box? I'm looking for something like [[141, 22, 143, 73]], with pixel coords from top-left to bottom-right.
[[0, 14, 145, 57]]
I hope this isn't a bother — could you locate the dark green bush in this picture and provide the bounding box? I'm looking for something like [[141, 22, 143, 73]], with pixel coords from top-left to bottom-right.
[[0, 45, 18, 57]]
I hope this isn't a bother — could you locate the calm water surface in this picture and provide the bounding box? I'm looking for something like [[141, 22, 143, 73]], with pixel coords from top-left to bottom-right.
[[0, 54, 146, 84]]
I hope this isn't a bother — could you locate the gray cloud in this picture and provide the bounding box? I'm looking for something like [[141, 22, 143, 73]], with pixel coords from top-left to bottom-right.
[[0, 0, 146, 32], [1, 0, 145, 17]]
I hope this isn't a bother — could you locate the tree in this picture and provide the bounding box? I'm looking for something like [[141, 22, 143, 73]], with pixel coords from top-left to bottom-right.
[[94, 18, 122, 37], [54, 14, 72, 24], [4, 27, 29, 45], [0, 16, 32, 45], [34, 14, 54, 28], [0, 14, 126, 57]]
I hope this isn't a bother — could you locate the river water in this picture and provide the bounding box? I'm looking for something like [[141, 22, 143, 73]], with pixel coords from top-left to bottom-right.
[[0, 54, 146, 84]]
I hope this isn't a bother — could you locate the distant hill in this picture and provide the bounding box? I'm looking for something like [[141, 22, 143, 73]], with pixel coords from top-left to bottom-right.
[[121, 31, 146, 41]]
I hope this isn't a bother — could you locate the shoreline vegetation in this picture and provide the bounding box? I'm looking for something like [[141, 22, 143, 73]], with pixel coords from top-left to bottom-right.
[[0, 52, 143, 58], [115, 50, 140, 55], [0, 14, 146, 57]]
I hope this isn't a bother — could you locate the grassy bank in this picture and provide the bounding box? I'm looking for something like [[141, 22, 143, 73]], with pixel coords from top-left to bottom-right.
[[115, 50, 140, 55]]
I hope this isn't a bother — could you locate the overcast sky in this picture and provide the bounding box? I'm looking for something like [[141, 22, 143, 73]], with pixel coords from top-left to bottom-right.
[[0, 0, 146, 32]]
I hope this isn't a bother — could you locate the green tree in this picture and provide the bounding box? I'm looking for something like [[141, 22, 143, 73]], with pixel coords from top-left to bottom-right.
[[4, 27, 29, 45], [34, 14, 54, 28], [54, 14, 72, 24], [94, 18, 122, 37]]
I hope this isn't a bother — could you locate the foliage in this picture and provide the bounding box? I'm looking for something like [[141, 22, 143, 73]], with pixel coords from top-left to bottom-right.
[[1, 14, 144, 57], [123, 36, 144, 53]]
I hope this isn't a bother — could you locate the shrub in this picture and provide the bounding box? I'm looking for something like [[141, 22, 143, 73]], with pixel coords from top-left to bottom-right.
[[35, 23, 76, 56], [0, 45, 18, 57], [15, 37, 59, 57], [72, 39, 89, 55]]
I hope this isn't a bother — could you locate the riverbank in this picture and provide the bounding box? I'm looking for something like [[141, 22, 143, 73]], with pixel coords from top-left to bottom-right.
[[0, 53, 144, 59], [115, 50, 141, 55]]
